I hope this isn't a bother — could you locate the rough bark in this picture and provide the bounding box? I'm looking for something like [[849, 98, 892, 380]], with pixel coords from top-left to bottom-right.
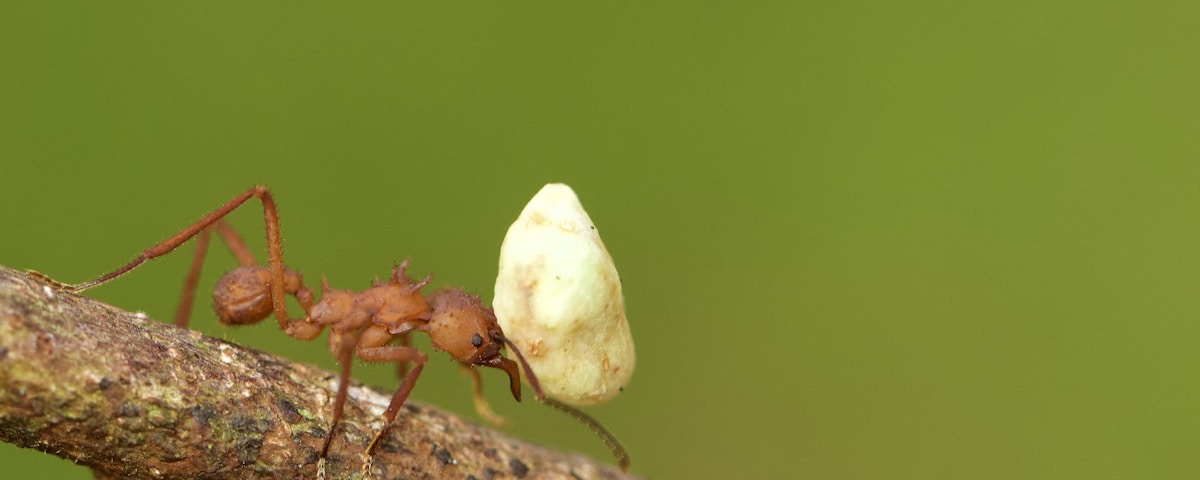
[[0, 265, 633, 480]]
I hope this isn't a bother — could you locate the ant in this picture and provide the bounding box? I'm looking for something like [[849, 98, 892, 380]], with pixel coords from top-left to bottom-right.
[[62, 185, 629, 473]]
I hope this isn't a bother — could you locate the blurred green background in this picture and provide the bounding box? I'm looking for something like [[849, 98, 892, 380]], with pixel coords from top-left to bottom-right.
[[2, 2, 1199, 479]]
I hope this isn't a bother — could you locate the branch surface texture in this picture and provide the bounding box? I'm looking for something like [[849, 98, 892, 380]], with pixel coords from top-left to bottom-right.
[[0, 265, 633, 480]]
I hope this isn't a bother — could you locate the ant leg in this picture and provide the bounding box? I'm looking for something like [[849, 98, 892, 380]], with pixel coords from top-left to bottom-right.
[[70, 187, 266, 292], [319, 330, 359, 459], [241, 187, 312, 335], [71, 185, 316, 337], [210, 219, 324, 337], [173, 220, 258, 328], [211, 220, 258, 267], [355, 327, 428, 455], [174, 227, 212, 327], [460, 365, 509, 426], [395, 333, 411, 379], [365, 360, 424, 455]]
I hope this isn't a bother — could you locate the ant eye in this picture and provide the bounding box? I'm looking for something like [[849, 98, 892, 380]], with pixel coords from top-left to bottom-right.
[[470, 333, 483, 347], [494, 183, 636, 407]]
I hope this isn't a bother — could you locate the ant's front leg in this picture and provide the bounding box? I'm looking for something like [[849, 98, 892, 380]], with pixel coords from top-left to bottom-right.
[[319, 324, 427, 461], [354, 325, 429, 457], [461, 365, 510, 426]]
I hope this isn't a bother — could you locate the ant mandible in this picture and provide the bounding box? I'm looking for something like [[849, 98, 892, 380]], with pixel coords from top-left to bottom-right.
[[65, 185, 629, 472]]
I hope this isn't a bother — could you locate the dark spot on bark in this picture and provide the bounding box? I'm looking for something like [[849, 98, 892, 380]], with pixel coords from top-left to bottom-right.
[[480, 468, 498, 480], [116, 402, 141, 417], [236, 438, 263, 465], [570, 470, 584, 480], [276, 398, 301, 423], [308, 425, 326, 439], [161, 454, 186, 463], [405, 403, 421, 414], [509, 458, 529, 478], [434, 447, 454, 465], [188, 405, 217, 426], [259, 356, 287, 368], [230, 413, 271, 433], [35, 333, 54, 354], [0, 346, 8, 361], [297, 445, 320, 464], [155, 436, 187, 463], [482, 448, 499, 461], [98, 377, 113, 390], [147, 409, 174, 427], [467, 476, 477, 480], [4, 420, 38, 446], [379, 441, 409, 454], [128, 359, 149, 372], [161, 452, 187, 463]]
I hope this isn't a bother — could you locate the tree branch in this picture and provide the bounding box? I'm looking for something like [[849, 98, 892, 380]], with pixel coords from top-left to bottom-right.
[[0, 265, 634, 480]]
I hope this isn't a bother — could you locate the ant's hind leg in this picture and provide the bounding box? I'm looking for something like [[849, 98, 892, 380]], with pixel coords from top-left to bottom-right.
[[70, 187, 267, 292], [211, 220, 259, 267], [173, 220, 258, 328], [173, 228, 212, 327]]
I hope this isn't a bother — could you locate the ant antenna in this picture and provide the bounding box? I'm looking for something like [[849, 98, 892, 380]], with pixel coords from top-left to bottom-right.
[[540, 397, 631, 473], [503, 338, 631, 472]]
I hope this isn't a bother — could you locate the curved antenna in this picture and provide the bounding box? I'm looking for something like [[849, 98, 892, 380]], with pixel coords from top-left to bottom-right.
[[502, 338, 631, 473], [540, 396, 631, 473]]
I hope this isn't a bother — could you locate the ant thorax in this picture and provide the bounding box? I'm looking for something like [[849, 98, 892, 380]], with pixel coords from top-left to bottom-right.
[[309, 262, 432, 337]]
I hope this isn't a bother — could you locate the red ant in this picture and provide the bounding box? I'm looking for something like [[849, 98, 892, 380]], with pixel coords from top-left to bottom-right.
[[64, 185, 629, 473]]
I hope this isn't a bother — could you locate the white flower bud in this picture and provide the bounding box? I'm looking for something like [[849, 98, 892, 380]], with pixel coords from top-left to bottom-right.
[[494, 183, 635, 406]]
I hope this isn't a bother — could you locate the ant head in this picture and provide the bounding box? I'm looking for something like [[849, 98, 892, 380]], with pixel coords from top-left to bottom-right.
[[425, 288, 522, 400]]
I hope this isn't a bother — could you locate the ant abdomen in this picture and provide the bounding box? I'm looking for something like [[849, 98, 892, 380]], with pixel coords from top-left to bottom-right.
[[212, 265, 304, 326], [212, 266, 272, 325]]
